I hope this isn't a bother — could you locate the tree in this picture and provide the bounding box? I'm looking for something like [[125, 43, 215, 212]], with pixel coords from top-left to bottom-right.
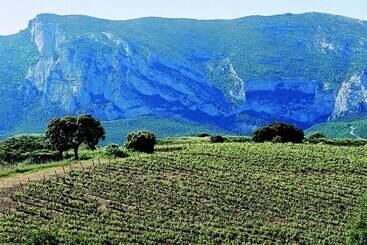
[[125, 131, 156, 153], [252, 122, 304, 143], [45, 115, 105, 160], [210, 135, 225, 143], [252, 126, 277, 143]]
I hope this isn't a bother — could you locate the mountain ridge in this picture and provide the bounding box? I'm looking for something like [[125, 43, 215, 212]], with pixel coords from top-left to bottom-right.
[[1, 12, 367, 141], [0, 12, 362, 38]]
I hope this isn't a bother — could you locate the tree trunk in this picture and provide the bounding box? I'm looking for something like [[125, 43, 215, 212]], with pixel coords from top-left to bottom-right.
[[58, 150, 63, 160], [73, 147, 79, 160]]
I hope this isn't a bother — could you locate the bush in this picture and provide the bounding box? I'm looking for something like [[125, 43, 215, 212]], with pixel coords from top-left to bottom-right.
[[210, 135, 225, 143], [0, 135, 56, 164], [125, 131, 156, 153], [104, 144, 126, 158], [252, 122, 304, 143]]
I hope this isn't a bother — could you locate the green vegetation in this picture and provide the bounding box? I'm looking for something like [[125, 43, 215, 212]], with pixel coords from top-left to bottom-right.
[[0, 135, 60, 165], [46, 115, 105, 160], [125, 131, 156, 153], [308, 131, 326, 139], [157, 136, 214, 146], [252, 122, 304, 143], [0, 159, 71, 178], [102, 116, 231, 145], [103, 144, 126, 158], [209, 135, 225, 143], [1, 141, 367, 243], [347, 193, 367, 244], [0, 116, 231, 146], [306, 119, 367, 139], [304, 136, 367, 147]]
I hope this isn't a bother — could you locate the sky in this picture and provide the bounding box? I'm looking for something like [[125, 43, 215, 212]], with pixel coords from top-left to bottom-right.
[[0, 0, 366, 35]]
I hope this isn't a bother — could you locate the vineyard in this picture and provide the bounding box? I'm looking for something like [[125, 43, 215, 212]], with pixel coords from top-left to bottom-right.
[[1, 141, 367, 243]]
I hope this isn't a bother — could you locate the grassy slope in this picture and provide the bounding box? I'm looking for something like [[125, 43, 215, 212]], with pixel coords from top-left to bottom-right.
[[0, 116, 231, 144], [102, 117, 231, 145], [1, 140, 367, 243], [306, 118, 367, 138], [0, 147, 102, 178]]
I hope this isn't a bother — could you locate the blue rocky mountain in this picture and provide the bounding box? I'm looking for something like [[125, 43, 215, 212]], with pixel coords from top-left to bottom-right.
[[1, 12, 367, 139]]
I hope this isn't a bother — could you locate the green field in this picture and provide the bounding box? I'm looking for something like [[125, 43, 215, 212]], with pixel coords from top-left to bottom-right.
[[1, 140, 367, 243]]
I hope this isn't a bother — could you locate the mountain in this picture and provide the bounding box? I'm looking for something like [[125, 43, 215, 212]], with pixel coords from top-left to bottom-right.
[[1, 12, 367, 141]]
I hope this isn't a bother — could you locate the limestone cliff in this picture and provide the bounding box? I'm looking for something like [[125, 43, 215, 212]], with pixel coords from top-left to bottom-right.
[[1, 13, 367, 137]]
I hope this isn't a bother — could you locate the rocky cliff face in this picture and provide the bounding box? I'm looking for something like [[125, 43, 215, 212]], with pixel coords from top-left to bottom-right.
[[25, 16, 230, 124], [331, 70, 367, 119], [238, 79, 334, 127], [1, 13, 367, 137]]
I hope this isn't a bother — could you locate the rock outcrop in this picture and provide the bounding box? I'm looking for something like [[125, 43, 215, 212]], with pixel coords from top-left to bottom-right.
[[331, 70, 367, 119]]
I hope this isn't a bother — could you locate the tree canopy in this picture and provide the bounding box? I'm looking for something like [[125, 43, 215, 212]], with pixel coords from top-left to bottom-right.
[[125, 131, 156, 153], [252, 122, 304, 143], [45, 115, 105, 160]]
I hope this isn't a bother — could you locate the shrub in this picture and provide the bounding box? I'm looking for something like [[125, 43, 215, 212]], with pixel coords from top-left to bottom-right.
[[252, 122, 304, 143], [125, 131, 156, 153], [104, 144, 126, 158], [0, 135, 56, 164], [210, 135, 225, 143]]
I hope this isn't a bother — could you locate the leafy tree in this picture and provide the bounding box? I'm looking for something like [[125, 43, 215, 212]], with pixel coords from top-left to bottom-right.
[[252, 122, 304, 143], [125, 131, 156, 153], [252, 126, 277, 143], [45, 115, 105, 160], [210, 135, 225, 143]]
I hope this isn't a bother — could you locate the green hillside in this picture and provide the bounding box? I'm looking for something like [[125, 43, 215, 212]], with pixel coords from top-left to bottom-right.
[[1, 141, 367, 243], [306, 118, 367, 139], [0, 116, 232, 144], [102, 116, 232, 145]]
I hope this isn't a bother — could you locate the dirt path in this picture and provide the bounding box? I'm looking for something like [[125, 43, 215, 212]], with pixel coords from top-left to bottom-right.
[[0, 159, 108, 213]]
